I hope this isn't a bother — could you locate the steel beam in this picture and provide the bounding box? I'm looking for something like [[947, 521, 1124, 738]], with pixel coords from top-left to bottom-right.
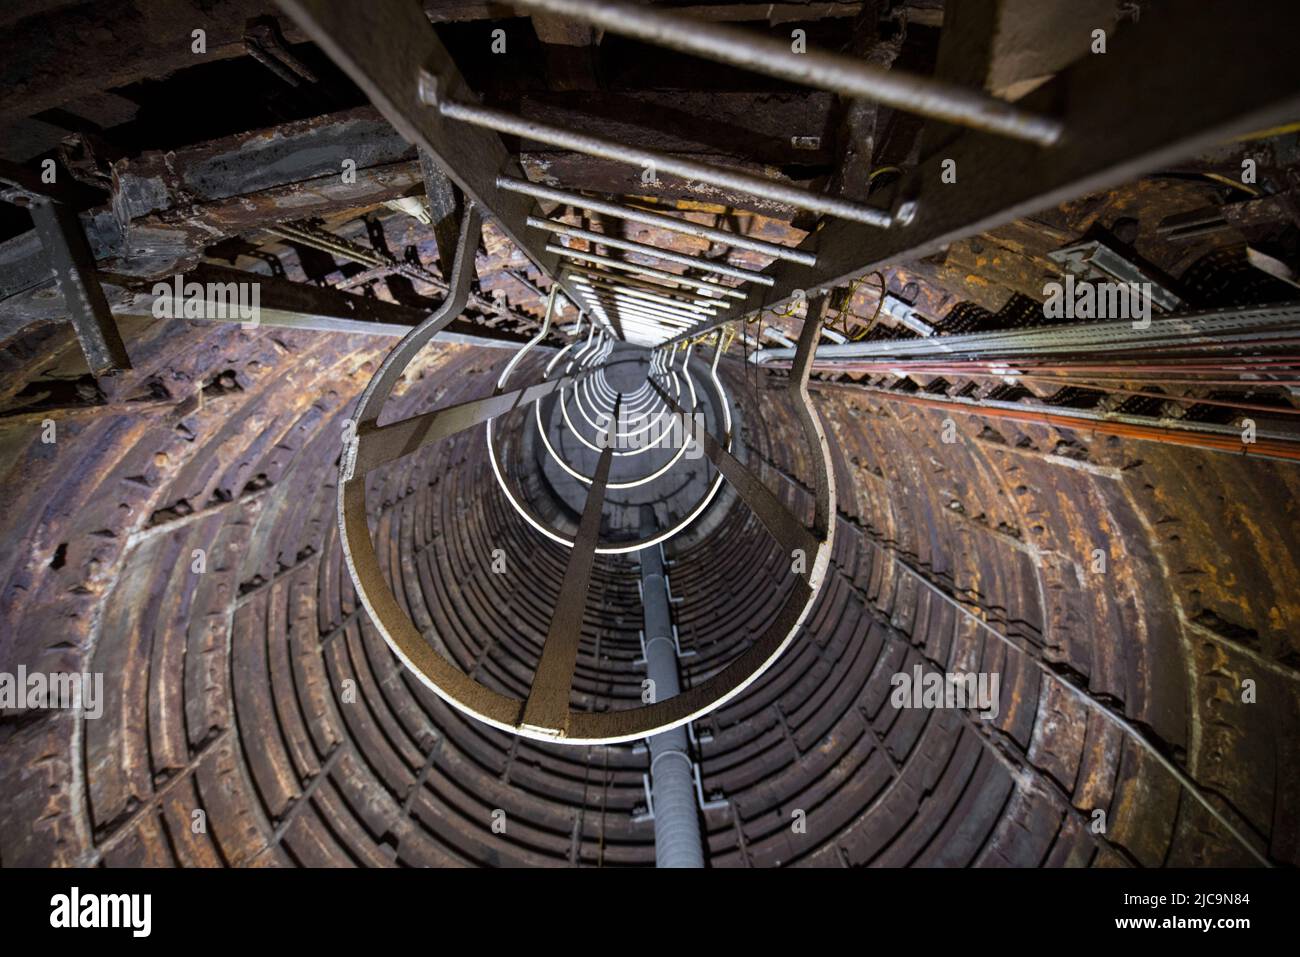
[[145, 262, 531, 348], [353, 370, 587, 474], [28, 201, 130, 374], [519, 398, 618, 736]]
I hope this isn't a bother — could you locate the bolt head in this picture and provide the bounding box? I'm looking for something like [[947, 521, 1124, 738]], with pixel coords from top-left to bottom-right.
[[417, 68, 441, 107]]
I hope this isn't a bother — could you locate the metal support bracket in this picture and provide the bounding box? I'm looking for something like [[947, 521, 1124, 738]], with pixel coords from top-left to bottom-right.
[[3, 174, 132, 375]]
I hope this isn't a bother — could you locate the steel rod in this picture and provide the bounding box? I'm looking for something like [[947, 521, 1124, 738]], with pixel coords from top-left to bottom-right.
[[529, 216, 774, 285], [755, 302, 1300, 363], [572, 283, 718, 317], [547, 244, 749, 298], [574, 283, 722, 314], [584, 302, 696, 327], [498, 175, 817, 265], [511, 0, 1063, 146], [565, 266, 728, 306], [828, 383, 1300, 463], [580, 288, 701, 315], [578, 296, 715, 323], [579, 304, 697, 329], [619, 318, 691, 332], [434, 98, 893, 226], [617, 317, 692, 335], [266, 222, 389, 269], [793, 365, 1300, 416], [577, 297, 701, 325], [598, 315, 696, 335], [569, 277, 719, 314], [595, 313, 695, 333]]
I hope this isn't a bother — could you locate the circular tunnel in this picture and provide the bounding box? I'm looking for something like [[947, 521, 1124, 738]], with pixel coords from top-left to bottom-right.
[[1, 0, 1298, 873], [1, 309, 1295, 868]]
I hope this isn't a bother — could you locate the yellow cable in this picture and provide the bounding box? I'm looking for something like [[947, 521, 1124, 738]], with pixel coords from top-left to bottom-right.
[[850, 271, 887, 341], [1232, 120, 1300, 142], [1202, 171, 1261, 197], [823, 270, 886, 340]]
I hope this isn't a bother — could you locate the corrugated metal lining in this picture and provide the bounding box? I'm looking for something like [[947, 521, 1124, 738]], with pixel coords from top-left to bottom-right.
[[1, 317, 1294, 866]]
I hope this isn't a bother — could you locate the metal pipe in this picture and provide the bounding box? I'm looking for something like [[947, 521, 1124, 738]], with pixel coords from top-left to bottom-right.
[[569, 277, 720, 314], [529, 217, 774, 285], [615, 312, 691, 329], [822, 382, 1300, 463], [577, 288, 698, 318], [583, 311, 694, 334], [823, 364, 1300, 378], [797, 364, 1300, 388], [618, 328, 681, 343], [617, 324, 685, 339], [574, 289, 708, 321], [638, 506, 705, 868], [565, 267, 727, 307], [548, 244, 748, 298], [590, 308, 694, 331], [601, 321, 691, 339], [793, 363, 1300, 416], [990, 375, 1300, 416], [580, 267, 735, 305], [755, 302, 1300, 363], [498, 176, 817, 265], [265, 223, 389, 268], [496, 286, 556, 389], [511, 0, 1063, 146], [798, 359, 1300, 375], [582, 299, 714, 325], [433, 98, 893, 227], [575, 289, 717, 317]]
